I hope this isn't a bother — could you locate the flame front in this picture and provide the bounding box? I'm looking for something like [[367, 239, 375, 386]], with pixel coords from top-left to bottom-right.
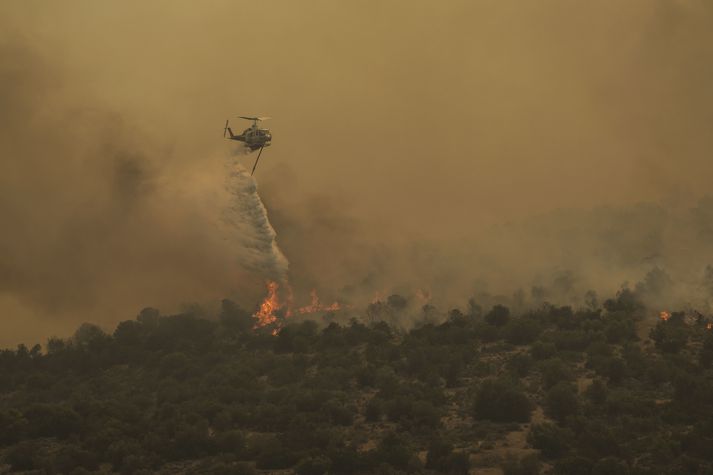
[[254, 280, 281, 329], [659, 311, 671, 321], [298, 289, 342, 314]]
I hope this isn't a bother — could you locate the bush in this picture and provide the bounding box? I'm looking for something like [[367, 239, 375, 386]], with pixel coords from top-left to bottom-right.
[[553, 456, 593, 475], [545, 383, 579, 423], [0, 410, 27, 446], [215, 430, 246, 455], [576, 421, 620, 459], [485, 305, 511, 327], [600, 357, 626, 384], [591, 457, 629, 475], [374, 432, 419, 472], [426, 438, 453, 470], [473, 379, 532, 423], [502, 454, 541, 475], [255, 439, 298, 470], [5, 440, 42, 471], [23, 403, 82, 439], [448, 452, 471, 475], [585, 379, 608, 405], [531, 341, 557, 360], [505, 319, 542, 345], [552, 330, 591, 352], [528, 423, 572, 458], [507, 353, 534, 377], [650, 320, 688, 354], [295, 456, 331, 475], [539, 358, 573, 389], [425, 438, 469, 474], [365, 398, 384, 422]]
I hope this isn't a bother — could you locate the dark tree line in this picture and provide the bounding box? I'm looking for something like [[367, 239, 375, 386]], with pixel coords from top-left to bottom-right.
[[1, 289, 713, 474]]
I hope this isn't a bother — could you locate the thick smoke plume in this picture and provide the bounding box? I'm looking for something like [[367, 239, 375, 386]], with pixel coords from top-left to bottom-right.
[[3, 1, 713, 343], [0, 40, 287, 346]]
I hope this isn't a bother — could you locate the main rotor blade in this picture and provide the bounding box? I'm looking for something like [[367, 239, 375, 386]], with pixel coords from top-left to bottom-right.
[[251, 146, 264, 176], [239, 116, 271, 121], [223, 120, 229, 138]]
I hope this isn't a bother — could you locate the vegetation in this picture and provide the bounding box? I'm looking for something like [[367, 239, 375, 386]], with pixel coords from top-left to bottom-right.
[[1, 288, 713, 474]]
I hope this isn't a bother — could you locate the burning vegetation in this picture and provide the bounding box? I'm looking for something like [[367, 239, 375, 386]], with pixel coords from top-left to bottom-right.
[[252, 281, 348, 334], [253, 280, 282, 330], [297, 289, 343, 315]]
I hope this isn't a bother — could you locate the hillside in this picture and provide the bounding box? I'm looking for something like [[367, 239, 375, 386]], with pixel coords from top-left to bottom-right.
[[1, 290, 713, 475]]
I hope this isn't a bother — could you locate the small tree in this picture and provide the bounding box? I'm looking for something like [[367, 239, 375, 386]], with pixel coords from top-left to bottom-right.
[[485, 305, 511, 327], [473, 379, 532, 423], [545, 383, 579, 423], [650, 319, 688, 354], [528, 422, 572, 458]]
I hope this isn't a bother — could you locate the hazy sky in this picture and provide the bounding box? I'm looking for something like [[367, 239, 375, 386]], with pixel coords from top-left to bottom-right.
[[2, 1, 713, 345]]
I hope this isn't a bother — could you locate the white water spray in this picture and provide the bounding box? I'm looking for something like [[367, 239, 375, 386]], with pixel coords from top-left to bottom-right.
[[220, 158, 289, 285]]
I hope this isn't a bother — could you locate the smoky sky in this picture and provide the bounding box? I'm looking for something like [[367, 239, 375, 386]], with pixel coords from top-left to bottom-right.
[[2, 1, 713, 345]]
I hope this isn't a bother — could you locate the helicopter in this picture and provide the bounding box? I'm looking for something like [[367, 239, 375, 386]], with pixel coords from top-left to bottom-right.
[[223, 116, 273, 175]]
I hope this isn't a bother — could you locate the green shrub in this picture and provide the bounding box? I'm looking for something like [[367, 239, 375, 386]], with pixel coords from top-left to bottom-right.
[[539, 358, 574, 389], [485, 305, 511, 327], [507, 353, 534, 377], [505, 319, 542, 345], [528, 422, 573, 458], [545, 383, 579, 423], [473, 379, 532, 423], [531, 341, 558, 360]]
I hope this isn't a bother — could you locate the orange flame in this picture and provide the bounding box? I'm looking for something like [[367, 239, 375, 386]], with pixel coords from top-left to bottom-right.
[[707, 322, 712, 331], [298, 289, 342, 314], [659, 311, 671, 321], [253, 280, 281, 329]]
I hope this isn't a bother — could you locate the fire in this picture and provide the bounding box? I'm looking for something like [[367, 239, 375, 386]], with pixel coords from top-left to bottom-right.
[[285, 284, 295, 319], [253, 283, 347, 334], [298, 289, 342, 314], [659, 311, 671, 321], [253, 280, 282, 329], [707, 322, 712, 331]]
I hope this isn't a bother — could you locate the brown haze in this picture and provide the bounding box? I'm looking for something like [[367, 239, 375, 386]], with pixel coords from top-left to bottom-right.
[[2, 1, 713, 346]]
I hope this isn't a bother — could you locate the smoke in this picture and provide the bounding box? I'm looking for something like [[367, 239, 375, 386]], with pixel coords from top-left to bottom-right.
[[3, 1, 713, 342], [0, 39, 288, 346], [263, 172, 713, 316]]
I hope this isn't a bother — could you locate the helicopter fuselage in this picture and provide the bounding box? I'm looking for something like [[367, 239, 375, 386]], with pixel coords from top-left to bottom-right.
[[228, 126, 272, 150]]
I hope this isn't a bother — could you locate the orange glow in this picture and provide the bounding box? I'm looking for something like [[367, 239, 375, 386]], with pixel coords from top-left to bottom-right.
[[253, 280, 281, 329], [659, 311, 671, 321], [371, 290, 385, 304], [298, 289, 342, 314], [285, 284, 295, 319], [707, 322, 712, 331], [415, 288, 432, 305]]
